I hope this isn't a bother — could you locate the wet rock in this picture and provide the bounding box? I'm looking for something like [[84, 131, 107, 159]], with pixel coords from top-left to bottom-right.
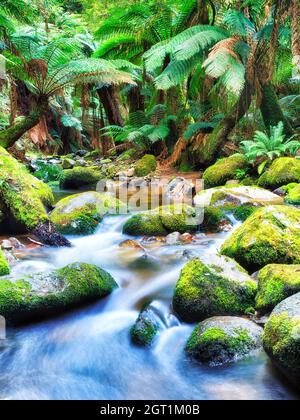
[[285, 184, 300, 205], [74, 158, 87, 167], [256, 264, 300, 315], [186, 316, 263, 366], [50, 191, 126, 235], [166, 177, 194, 201], [131, 303, 163, 346], [119, 239, 144, 250], [62, 158, 75, 170], [221, 205, 300, 272], [134, 154, 157, 177], [263, 293, 300, 390], [8, 237, 25, 250], [173, 255, 257, 323], [59, 167, 102, 189], [0, 262, 118, 324], [180, 233, 193, 244], [166, 232, 181, 245], [75, 150, 88, 157], [1, 240, 13, 251]]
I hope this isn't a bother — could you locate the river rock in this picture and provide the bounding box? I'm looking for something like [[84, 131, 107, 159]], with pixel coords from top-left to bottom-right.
[[1, 240, 13, 251], [257, 157, 300, 189], [166, 232, 181, 245], [59, 167, 102, 189], [0, 262, 118, 324], [131, 303, 163, 346], [62, 158, 75, 170], [256, 264, 300, 315], [185, 316, 263, 365], [134, 154, 157, 177], [123, 204, 199, 236], [166, 177, 194, 201], [180, 233, 193, 244], [173, 255, 257, 323], [50, 191, 127, 235], [221, 205, 300, 272], [202, 156, 249, 189], [285, 184, 300, 205], [263, 293, 300, 389]]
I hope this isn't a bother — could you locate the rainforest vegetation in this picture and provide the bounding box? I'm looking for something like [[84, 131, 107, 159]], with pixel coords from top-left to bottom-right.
[[0, 0, 299, 400]]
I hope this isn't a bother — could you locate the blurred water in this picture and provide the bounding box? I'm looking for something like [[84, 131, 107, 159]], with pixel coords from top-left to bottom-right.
[[0, 215, 298, 400]]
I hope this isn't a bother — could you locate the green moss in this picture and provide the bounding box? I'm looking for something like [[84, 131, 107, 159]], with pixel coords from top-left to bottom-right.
[[59, 167, 102, 189], [0, 262, 118, 324], [202, 206, 231, 232], [117, 148, 137, 161], [256, 264, 300, 314], [185, 317, 262, 365], [232, 205, 258, 222], [0, 250, 9, 276], [123, 204, 198, 236], [203, 156, 249, 189], [0, 147, 54, 230], [285, 184, 300, 205], [221, 205, 300, 272], [263, 293, 300, 387], [123, 213, 167, 236], [134, 154, 157, 177], [50, 192, 127, 235], [172, 257, 257, 322], [130, 305, 159, 346], [258, 158, 300, 189]]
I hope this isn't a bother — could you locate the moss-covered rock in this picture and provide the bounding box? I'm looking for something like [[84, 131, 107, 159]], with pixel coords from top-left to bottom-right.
[[186, 316, 263, 365], [0, 147, 54, 230], [257, 158, 300, 190], [50, 192, 127, 235], [285, 184, 300, 205], [59, 167, 102, 189], [263, 293, 300, 389], [173, 255, 257, 323], [0, 250, 9, 277], [256, 264, 300, 315], [134, 154, 157, 177], [201, 206, 232, 232], [0, 262, 118, 324], [130, 304, 161, 346], [202, 156, 249, 189], [221, 205, 300, 272], [123, 204, 198, 236]]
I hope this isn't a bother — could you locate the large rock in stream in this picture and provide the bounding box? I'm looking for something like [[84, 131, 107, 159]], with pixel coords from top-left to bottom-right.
[[263, 293, 300, 390], [59, 167, 102, 189], [186, 316, 263, 366], [256, 264, 300, 315], [202, 156, 249, 189], [221, 205, 300, 272], [0, 262, 118, 324], [257, 157, 300, 189], [173, 255, 257, 323], [50, 192, 127, 235], [0, 147, 70, 247]]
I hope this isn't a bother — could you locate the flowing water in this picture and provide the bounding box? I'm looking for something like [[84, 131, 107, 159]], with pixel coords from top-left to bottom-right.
[[0, 213, 298, 400]]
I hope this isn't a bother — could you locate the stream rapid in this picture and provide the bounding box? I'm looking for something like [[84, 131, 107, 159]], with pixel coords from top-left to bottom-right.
[[0, 211, 298, 400]]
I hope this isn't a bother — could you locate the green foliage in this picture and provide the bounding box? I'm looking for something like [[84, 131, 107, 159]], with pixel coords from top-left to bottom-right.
[[34, 162, 63, 183], [240, 122, 300, 165]]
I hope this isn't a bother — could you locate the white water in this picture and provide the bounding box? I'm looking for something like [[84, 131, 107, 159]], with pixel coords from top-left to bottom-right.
[[0, 214, 298, 400]]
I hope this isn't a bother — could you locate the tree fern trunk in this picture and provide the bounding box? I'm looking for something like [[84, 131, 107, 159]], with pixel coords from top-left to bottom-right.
[[97, 85, 124, 126], [292, 0, 300, 78], [260, 82, 293, 135], [195, 80, 253, 167]]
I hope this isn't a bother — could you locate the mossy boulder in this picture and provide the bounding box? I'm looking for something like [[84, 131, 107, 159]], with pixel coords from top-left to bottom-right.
[[186, 316, 263, 365], [134, 154, 157, 177], [221, 205, 300, 272], [202, 156, 249, 189], [123, 204, 198, 236], [50, 192, 127, 235], [0, 262, 117, 324], [0, 250, 9, 277], [263, 293, 300, 389], [195, 186, 283, 209], [130, 304, 162, 346], [59, 167, 102, 189], [285, 184, 300, 205], [201, 206, 232, 232], [257, 158, 300, 190], [256, 264, 300, 315], [173, 255, 257, 323], [0, 147, 54, 231]]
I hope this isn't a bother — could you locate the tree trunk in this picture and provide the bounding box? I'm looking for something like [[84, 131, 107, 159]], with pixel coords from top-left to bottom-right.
[[195, 80, 253, 167], [127, 85, 145, 113], [260, 82, 294, 135], [97, 85, 124, 126], [292, 0, 300, 78], [0, 97, 48, 149]]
